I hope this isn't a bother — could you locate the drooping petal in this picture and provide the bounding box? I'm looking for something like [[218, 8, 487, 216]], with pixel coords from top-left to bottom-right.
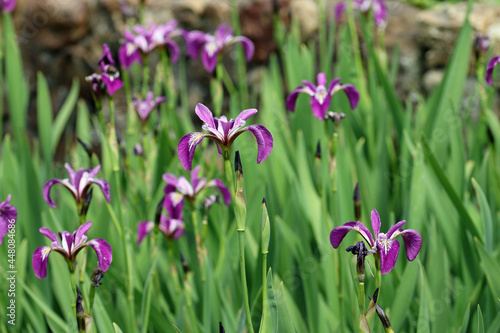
[[101, 74, 124, 95], [0, 194, 17, 221], [231, 36, 255, 61], [32, 246, 53, 279], [164, 39, 180, 63], [201, 47, 219, 72], [339, 84, 360, 109], [137, 221, 155, 245], [310, 95, 330, 120], [43, 178, 73, 208], [486, 55, 500, 86], [330, 221, 375, 248], [195, 104, 217, 129], [89, 177, 111, 203], [286, 86, 310, 112], [0, 216, 10, 244], [164, 193, 184, 219], [177, 132, 209, 171], [378, 239, 400, 274], [238, 124, 274, 164], [399, 229, 422, 261], [206, 179, 232, 205], [86, 239, 113, 272], [185, 30, 208, 59], [74, 221, 92, 246], [371, 209, 381, 237]]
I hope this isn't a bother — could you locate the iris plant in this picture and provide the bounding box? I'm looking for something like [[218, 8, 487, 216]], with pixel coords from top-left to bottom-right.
[[43, 163, 110, 211], [0, 194, 17, 244], [330, 209, 422, 274], [335, 0, 388, 26], [185, 24, 254, 73], [133, 91, 167, 124], [98, 44, 124, 95], [177, 104, 273, 171], [163, 165, 231, 206], [119, 21, 181, 69], [1, 0, 15, 12], [486, 56, 500, 86], [137, 193, 185, 244], [286, 73, 359, 121], [32, 221, 112, 279]]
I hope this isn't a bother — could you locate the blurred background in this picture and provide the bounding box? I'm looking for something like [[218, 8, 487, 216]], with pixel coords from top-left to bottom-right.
[[5, 0, 500, 147]]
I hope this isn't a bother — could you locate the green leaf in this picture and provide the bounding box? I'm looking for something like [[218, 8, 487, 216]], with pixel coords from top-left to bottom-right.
[[51, 77, 80, 151], [421, 134, 480, 241], [37, 72, 54, 166], [259, 268, 278, 333], [477, 305, 484, 333], [474, 238, 500, 299], [275, 282, 295, 333], [458, 303, 470, 333], [417, 262, 430, 333], [390, 261, 419, 331], [113, 323, 124, 333], [471, 179, 493, 252]]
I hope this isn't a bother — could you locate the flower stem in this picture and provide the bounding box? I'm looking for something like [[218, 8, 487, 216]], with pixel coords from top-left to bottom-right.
[[109, 95, 116, 131], [191, 207, 206, 281], [68, 263, 77, 327], [142, 55, 150, 97], [88, 283, 96, 316], [261, 251, 268, 325], [223, 150, 235, 193], [211, 61, 224, 116], [238, 230, 254, 333]]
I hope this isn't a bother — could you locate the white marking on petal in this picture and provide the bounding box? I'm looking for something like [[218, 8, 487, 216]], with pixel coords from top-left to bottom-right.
[[189, 133, 205, 151], [315, 85, 327, 104]]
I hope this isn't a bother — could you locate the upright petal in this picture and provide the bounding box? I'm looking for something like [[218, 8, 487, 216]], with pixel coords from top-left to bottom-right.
[[238, 125, 274, 164], [386, 220, 406, 239], [400, 229, 422, 261], [215, 24, 234, 42], [195, 104, 217, 129], [231, 36, 255, 61], [206, 179, 232, 205], [163, 173, 179, 195], [378, 239, 400, 274], [137, 221, 155, 245], [64, 163, 77, 186], [88, 165, 102, 179], [317, 73, 327, 87], [371, 209, 381, 237], [486, 55, 500, 86], [32, 246, 53, 279], [330, 221, 374, 248], [74, 221, 92, 246], [86, 239, 113, 272], [233, 108, 258, 129], [178, 132, 209, 171], [39, 227, 59, 242]]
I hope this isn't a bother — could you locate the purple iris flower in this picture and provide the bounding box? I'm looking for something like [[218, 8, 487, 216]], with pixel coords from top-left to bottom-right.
[[286, 73, 359, 121], [1, 0, 16, 12], [335, 0, 388, 26], [32, 221, 112, 279], [98, 44, 123, 95], [119, 21, 181, 69], [137, 193, 185, 244], [163, 165, 232, 206], [133, 91, 167, 124], [0, 195, 17, 244], [85, 73, 103, 98], [330, 209, 422, 274], [486, 56, 500, 87], [43, 163, 111, 209], [177, 104, 273, 171], [185, 24, 254, 73]]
